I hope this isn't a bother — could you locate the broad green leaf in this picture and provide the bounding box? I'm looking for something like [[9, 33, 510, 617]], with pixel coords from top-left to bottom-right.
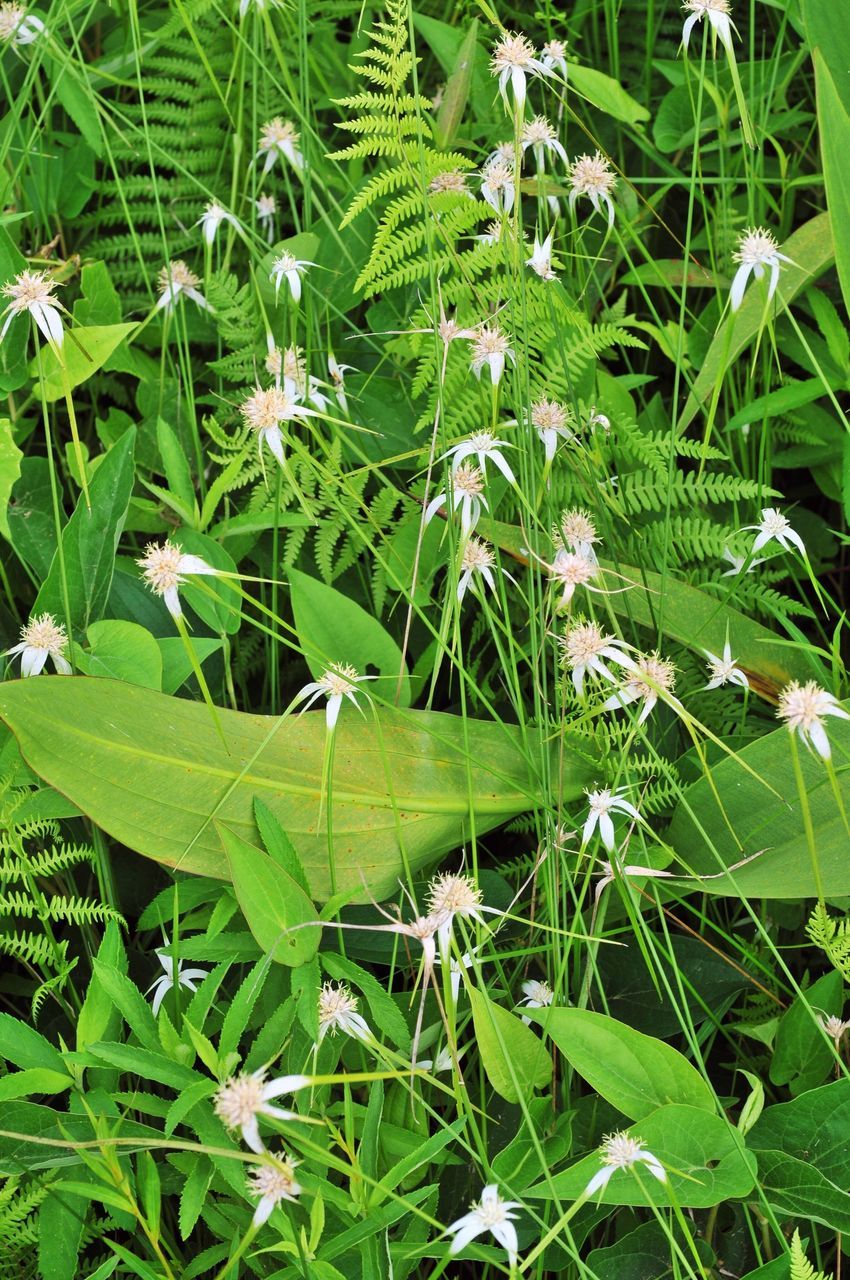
[[770, 970, 842, 1094], [667, 711, 850, 897], [169, 528, 241, 636], [434, 20, 478, 148], [568, 63, 651, 125], [8, 457, 56, 578], [33, 324, 136, 401], [73, 261, 122, 326], [467, 985, 550, 1103], [77, 923, 128, 1053], [678, 213, 835, 431], [480, 517, 820, 691], [528, 1105, 755, 1207], [156, 418, 198, 518], [0, 676, 573, 902], [0, 1012, 66, 1074], [219, 824, 320, 966], [34, 427, 136, 636], [39, 1184, 87, 1280], [81, 620, 163, 689], [525, 1007, 715, 1118], [157, 635, 222, 694], [750, 1080, 850, 1232], [811, 54, 850, 323], [0, 1101, 160, 1175], [0, 419, 22, 542], [0, 1069, 72, 1100], [48, 60, 102, 155], [91, 960, 160, 1052], [288, 566, 410, 707]]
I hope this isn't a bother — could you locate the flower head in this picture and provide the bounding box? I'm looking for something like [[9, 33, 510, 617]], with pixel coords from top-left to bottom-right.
[[442, 429, 516, 485], [247, 1154, 302, 1225], [547, 548, 600, 610], [136, 540, 217, 621], [540, 38, 568, 76], [521, 116, 567, 169], [556, 508, 599, 559], [156, 260, 209, 313], [519, 978, 554, 1010], [568, 152, 616, 228], [730, 228, 791, 311], [1, 269, 64, 348], [480, 159, 515, 214], [457, 537, 507, 603], [429, 169, 471, 196], [703, 641, 748, 690], [721, 546, 764, 576], [257, 118, 303, 176], [777, 680, 849, 761], [4, 613, 71, 677], [426, 871, 485, 951], [681, 0, 737, 55], [603, 652, 677, 725], [0, 3, 44, 46], [529, 398, 574, 462], [582, 787, 643, 852], [490, 31, 552, 113], [270, 253, 315, 305], [240, 384, 315, 466], [256, 193, 277, 242], [293, 662, 372, 732], [146, 938, 209, 1017], [214, 1070, 309, 1154], [446, 1184, 522, 1266], [425, 461, 488, 538], [819, 1013, 850, 1050], [527, 231, 557, 281], [741, 506, 806, 558], [327, 352, 355, 413], [468, 326, 515, 385], [197, 201, 240, 247], [585, 1131, 667, 1197], [317, 981, 372, 1042], [559, 621, 635, 696]]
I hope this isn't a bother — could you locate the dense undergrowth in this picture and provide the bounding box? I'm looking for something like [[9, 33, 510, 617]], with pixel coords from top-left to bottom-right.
[[1, 0, 850, 1276]]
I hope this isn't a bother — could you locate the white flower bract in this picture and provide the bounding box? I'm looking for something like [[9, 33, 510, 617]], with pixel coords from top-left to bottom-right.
[[197, 201, 240, 247], [146, 938, 209, 1017], [1, 269, 64, 348], [568, 152, 616, 228], [446, 1183, 522, 1266], [257, 118, 303, 176], [582, 787, 643, 852], [730, 227, 792, 311], [214, 1070, 310, 1154], [585, 1131, 667, 1197], [489, 30, 552, 113], [526, 232, 557, 281], [155, 261, 209, 313], [5, 613, 71, 677], [559, 621, 635, 696], [0, 3, 45, 46], [425, 461, 488, 538], [270, 253, 315, 305], [681, 0, 737, 55], [703, 641, 748, 690], [293, 662, 372, 731], [741, 507, 806, 558], [317, 981, 372, 1042], [247, 1154, 302, 1225], [136, 540, 218, 620], [602, 652, 677, 725], [442, 429, 516, 485], [777, 680, 849, 761], [480, 159, 515, 214]]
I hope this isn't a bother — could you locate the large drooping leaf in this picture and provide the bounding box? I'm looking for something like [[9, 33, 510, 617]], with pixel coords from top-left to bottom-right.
[[0, 677, 590, 902], [467, 986, 551, 1103], [527, 1105, 756, 1208], [666, 712, 850, 897]]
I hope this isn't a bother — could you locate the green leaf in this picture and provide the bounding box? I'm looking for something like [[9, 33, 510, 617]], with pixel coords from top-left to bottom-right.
[[32, 324, 136, 402], [7, 457, 55, 577], [87, 1041, 201, 1091], [217, 958, 270, 1062], [567, 62, 651, 125], [528, 1105, 756, 1207], [811, 53, 850, 323], [770, 970, 842, 1094], [0, 1069, 72, 1100], [467, 986, 550, 1103], [156, 418, 197, 519], [73, 262, 121, 326], [288, 566, 410, 707], [219, 824, 320, 966], [77, 923, 128, 1052], [174, 528, 241, 636], [0, 419, 23, 542], [254, 796, 311, 895], [157, 635, 222, 694], [82, 620, 163, 690], [39, 1184, 87, 1280], [34, 427, 136, 636], [0, 1012, 66, 1074], [91, 961, 160, 1052], [667, 712, 850, 897], [525, 1007, 715, 1118], [48, 61, 103, 155], [434, 20, 478, 148], [179, 1157, 213, 1240], [0, 676, 572, 902]]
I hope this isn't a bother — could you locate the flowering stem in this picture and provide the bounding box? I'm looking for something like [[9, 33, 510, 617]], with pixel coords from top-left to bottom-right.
[[59, 356, 90, 510], [33, 339, 76, 673]]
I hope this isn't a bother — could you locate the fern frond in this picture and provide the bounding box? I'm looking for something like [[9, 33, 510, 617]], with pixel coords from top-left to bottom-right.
[[790, 1230, 829, 1280]]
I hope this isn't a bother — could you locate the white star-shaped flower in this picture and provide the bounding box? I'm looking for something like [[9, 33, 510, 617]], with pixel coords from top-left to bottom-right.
[[0, 3, 45, 47], [777, 680, 849, 761], [740, 507, 806, 558], [270, 253, 315, 305], [196, 201, 240, 247], [240, 384, 318, 467], [490, 30, 552, 113], [521, 116, 568, 171], [582, 787, 643, 852], [703, 641, 748, 690], [730, 227, 792, 311], [257, 118, 303, 176], [442, 429, 516, 485], [247, 1153, 302, 1225], [585, 1130, 666, 1197], [136, 540, 218, 621], [155, 260, 209, 313], [559, 621, 635, 696], [425, 461, 488, 539], [1, 269, 65, 348], [480, 159, 515, 214], [4, 612, 71, 677], [602, 652, 677, 725], [568, 152, 616, 229], [214, 1069, 310, 1154], [681, 0, 737, 56], [446, 1184, 522, 1266], [317, 981, 373, 1042], [526, 232, 557, 281], [292, 662, 373, 732], [146, 938, 209, 1016]]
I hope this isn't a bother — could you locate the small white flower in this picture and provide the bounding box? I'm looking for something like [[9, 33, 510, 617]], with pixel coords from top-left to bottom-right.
[[240, 384, 317, 467], [442, 429, 516, 485], [681, 0, 737, 55], [480, 159, 515, 214], [247, 1154, 302, 1226], [317, 981, 372, 1042], [425, 461, 488, 539], [214, 1070, 310, 1154], [270, 253, 315, 305], [426, 871, 486, 952], [4, 613, 71, 677], [526, 232, 557, 281], [556, 508, 600, 561], [415, 1044, 455, 1073], [457, 537, 510, 603], [602, 652, 677, 725], [518, 978, 554, 1024], [328, 352, 355, 413], [559, 621, 635, 696], [720, 546, 764, 576], [582, 787, 643, 853], [818, 1013, 850, 1051], [741, 506, 806, 558], [0, 269, 65, 348], [485, 140, 516, 168], [256, 194, 277, 243], [146, 937, 209, 1017], [136, 540, 218, 621], [546, 548, 600, 610], [197, 201, 240, 248], [521, 116, 567, 170], [429, 169, 471, 196], [777, 680, 849, 761], [468, 326, 515, 385], [594, 858, 675, 905], [730, 227, 792, 311], [585, 1131, 667, 1198], [293, 662, 373, 732], [155, 260, 209, 313], [0, 2, 45, 46], [568, 152, 617, 229], [490, 30, 552, 113], [529, 398, 574, 462], [257, 118, 303, 176], [703, 641, 748, 690], [540, 38, 568, 77], [446, 1183, 522, 1266], [475, 220, 505, 247]]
